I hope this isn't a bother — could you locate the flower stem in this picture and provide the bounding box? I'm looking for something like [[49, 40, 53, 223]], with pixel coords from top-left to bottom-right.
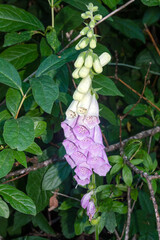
[[95, 225, 99, 240], [51, 0, 54, 28]]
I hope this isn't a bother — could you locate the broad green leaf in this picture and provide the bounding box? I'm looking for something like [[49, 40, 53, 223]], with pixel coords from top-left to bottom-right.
[[59, 209, 77, 239], [25, 142, 42, 155], [130, 159, 143, 165], [141, 0, 160, 6], [0, 217, 7, 237], [112, 201, 127, 214], [138, 191, 154, 214], [3, 116, 34, 151], [96, 184, 113, 193], [55, 6, 83, 34], [0, 4, 44, 32], [36, 47, 78, 77], [32, 213, 55, 235], [3, 31, 33, 47], [13, 237, 47, 240], [63, 0, 109, 16], [110, 16, 145, 43], [0, 184, 36, 215], [30, 76, 59, 114], [42, 162, 71, 190], [56, 65, 69, 93], [124, 139, 142, 159], [136, 150, 154, 171], [102, 0, 120, 9], [13, 150, 27, 168], [93, 75, 123, 97], [108, 155, 123, 164], [110, 163, 123, 175], [0, 198, 9, 218], [0, 110, 11, 123], [34, 121, 47, 137], [59, 92, 72, 106], [0, 58, 22, 91], [6, 88, 22, 117], [99, 103, 117, 125], [46, 28, 60, 52], [74, 212, 88, 235], [131, 189, 138, 201], [12, 212, 32, 232], [0, 44, 38, 70], [143, 7, 160, 26], [99, 198, 113, 212], [26, 168, 51, 213], [123, 104, 147, 116], [0, 149, 14, 178], [122, 165, 133, 186], [137, 117, 153, 127], [59, 199, 80, 210], [105, 211, 117, 233]]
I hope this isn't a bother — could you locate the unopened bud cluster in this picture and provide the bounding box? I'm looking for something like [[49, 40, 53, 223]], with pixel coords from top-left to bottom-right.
[[61, 3, 112, 222]]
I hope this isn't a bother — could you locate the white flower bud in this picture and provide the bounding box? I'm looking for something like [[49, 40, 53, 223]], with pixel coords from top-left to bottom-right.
[[72, 68, 80, 79], [66, 100, 78, 119], [77, 75, 92, 94], [80, 26, 89, 36], [84, 52, 93, 68], [87, 29, 93, 38], [93, 54, 103, 74], [75, 44, 81, 50], [79, 66, 90, 78], [73, 90, 84, 101], [74, 52, 86, 68], [89, 20, 95, 28], [92, 6, 98, 12], [81, 13, 89, 19], [87, 3, 94, 10], [94, 14, 102, 21], [77, 91, 92, 115], [78, 37, 89, 49], [89, 37, 97, 49], [86, 94, 99, 117], [99, 52, 111, 67]]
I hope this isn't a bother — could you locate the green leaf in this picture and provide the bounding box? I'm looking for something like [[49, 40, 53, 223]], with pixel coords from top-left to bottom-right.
[[25, 142, 42, 155], [130, 159, 143, 165], [99, 103, 117, 125], [63, 0, 109, 16], [0, 198, 9, 218], [92, 75, 123, 97], [122, 165, 133, 186], [42, 162, 72, 190], [0, 149, 14, 178], [99, 198, 113, 212], [0, 110, 11, 123], [30, 76, 59, 114], [110, 16, 145, 43], [32, 212, 55, 235], [136, 150, 154, 171], [0, 58, 22, 91], [59, 209, 77, 239], [0, 44, 38, 70], [36, 47, 78, 77], [108, 155, 123, 164], [0, 4, 44, 32], [26, 168, 51, 213], [0, 184, 36, 215], [3, 31, 33, 47], [102, 0, 120, 9], [13, 150, 27, 168], [0, 217, 8, 237], [143, 7, 160, 26], [137, 117, 153, 127], [12, 212, 32, 232], [112, 201, 127, 214], [34, 121, 47, 137], [6, 88, 22, 117], [131, 189, 138, 201], [105, 211, 117, 233], [123, 104, 147, 116], [141, 0, 160, 6], [59, 199, 80, 210], [110, 163, 123, 175], [74, 212, 88, 235], [55, 6, 83, 35], [46, 28, 60, 52], [3, 116, 34, 151], [124, 139, 142, 159], [138, 191, 154, 214]]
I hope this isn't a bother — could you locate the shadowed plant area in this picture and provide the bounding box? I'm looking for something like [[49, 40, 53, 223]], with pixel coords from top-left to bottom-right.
[[0, 0, 160, 239]]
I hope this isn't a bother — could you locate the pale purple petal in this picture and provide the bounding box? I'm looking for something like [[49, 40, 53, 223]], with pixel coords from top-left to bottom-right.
[[64, 154, 76, 169], [88, 143, 104, 156], [78, 137, 94, 150], [62, 139, 77, 155], [61, 122, 73, 138], [94, 125, 103, 144], [73, 125, 90, 140], [87, 200, 96, 221], [81, 191, 93, 209], [87, 155, 105, 169], [74, 175, 90, 186], [84, 116, 100, 129], [65, 118, 77, 128], [102, 150, 110, 164], [93, 163, 111, 176], [71, 151, 87, 165], [75, 162, 92, 180]]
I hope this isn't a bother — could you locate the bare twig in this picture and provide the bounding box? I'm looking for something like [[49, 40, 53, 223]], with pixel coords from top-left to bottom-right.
[[59, 0, 135, 53], [124, 187, 131, 240], [51, 191, 80, 202], [144, 24, 160, 57], [114, 229, 121, 240]]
